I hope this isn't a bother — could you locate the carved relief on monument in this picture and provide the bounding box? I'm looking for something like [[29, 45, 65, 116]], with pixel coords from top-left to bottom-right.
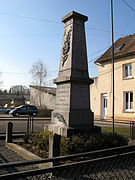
[[53, 112, 67, 125], [62, 26, 72, 67]]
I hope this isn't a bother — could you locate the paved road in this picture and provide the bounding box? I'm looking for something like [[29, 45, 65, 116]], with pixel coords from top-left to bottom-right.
[[0, 115, 51, 135], [0, 113, 51, 119]]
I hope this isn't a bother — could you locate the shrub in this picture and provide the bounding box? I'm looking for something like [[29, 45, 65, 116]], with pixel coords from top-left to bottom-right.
[[23, 133, 33, 143], [60, 133, 129, 155], [23, 131, 129, 156], [23, 130, 52, 151]]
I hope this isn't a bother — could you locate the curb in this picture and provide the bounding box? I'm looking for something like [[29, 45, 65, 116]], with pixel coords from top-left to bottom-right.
[[5, 142, 51, 169]]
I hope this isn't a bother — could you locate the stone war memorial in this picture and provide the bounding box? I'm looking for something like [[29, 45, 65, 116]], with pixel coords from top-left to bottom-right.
[[46, 11, 100, 137]]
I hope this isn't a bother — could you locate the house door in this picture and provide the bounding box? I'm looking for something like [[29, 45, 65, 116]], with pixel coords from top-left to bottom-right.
[[101, 94, 107, 120]]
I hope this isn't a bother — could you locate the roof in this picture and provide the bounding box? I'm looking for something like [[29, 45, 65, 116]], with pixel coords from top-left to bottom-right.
[[30, 85, 56, 96], [95, 33, 135, 64]]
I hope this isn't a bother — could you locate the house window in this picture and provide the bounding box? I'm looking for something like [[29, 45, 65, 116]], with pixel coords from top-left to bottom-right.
[[104, 98, 107, 108], [124, 92, 133, 111], [123, 64, 132, 78]]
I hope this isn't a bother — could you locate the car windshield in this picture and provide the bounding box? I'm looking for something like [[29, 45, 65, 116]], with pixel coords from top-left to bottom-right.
[[16, 105, 24, 109]]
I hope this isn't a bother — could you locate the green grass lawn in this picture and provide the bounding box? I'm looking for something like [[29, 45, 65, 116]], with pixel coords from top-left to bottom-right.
[[102, 127, 131, 137]]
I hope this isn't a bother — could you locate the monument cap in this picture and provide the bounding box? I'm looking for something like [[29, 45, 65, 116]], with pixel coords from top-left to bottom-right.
[[61, 11, 88, 23]]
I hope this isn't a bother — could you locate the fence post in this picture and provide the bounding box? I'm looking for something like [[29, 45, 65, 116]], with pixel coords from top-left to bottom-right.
[[131, 121, 135, 139], [30, 118, 31, 132], [130, 121, 131, 138], [6, 122, 13, 143], [131, 122, 133, 139], [31, 118, 34, 133], [27, 118, 29, 133], [27, 118, 34, 133], [49, 133, 61, 166]]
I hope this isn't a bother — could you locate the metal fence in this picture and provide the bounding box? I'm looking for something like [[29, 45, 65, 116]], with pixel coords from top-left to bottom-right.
[[94, 119, 135, 139], [1, 118, 135, 138], [0, 118, 51, 135], [0, 144, 135, 179]]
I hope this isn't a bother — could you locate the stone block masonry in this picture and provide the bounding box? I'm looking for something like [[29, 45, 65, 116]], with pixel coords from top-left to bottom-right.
[[47, 11, 97, 137]]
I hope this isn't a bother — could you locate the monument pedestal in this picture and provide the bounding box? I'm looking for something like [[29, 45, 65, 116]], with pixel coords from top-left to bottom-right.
[[45, 11, 101, 137]]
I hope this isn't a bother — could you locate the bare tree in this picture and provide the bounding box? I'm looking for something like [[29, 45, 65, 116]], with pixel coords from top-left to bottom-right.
[[30, 60, 47, 86], [9, 85, 30, 95], [30, 60, 47, 108]]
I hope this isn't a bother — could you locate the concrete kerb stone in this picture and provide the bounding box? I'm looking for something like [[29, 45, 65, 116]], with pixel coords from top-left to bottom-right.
[[5, 142, 51, 169]]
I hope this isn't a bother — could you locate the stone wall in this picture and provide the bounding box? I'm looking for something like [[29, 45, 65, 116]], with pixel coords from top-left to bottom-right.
[[30, 86, 56, 110]]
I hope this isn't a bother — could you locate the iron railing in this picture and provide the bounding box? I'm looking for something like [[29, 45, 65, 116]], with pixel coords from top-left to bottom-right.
[[0, 118, 51, 135], [0, 144, 135, 179], [94, 119, 135, 138], [1, 118, 135, 138]]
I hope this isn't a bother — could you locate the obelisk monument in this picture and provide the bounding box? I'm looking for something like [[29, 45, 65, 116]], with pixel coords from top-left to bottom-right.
[[48, 11, 94, 136]]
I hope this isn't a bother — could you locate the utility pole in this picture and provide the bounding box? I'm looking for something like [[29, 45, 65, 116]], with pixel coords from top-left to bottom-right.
[[111, 0, 115, 134]]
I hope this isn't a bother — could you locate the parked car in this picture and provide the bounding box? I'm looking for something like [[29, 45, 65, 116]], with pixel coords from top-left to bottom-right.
[[0, 106, 11, 114], [9, 105, 38, 117]]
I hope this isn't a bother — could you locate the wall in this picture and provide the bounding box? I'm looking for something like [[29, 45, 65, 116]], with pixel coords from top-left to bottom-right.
[[30, 87, 56, 110], [0, 94, 27, 107], [90, 55, 135, 121]]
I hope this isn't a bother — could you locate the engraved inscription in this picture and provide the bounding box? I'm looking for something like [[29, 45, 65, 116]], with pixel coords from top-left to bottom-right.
[[55, 86, 70, 109]]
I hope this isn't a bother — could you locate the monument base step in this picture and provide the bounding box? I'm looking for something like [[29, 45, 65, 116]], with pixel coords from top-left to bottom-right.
[[44, 124, 101, 137]]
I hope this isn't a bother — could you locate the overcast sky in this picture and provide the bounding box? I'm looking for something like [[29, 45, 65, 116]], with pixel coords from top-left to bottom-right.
[[0, 0, 135, 90]]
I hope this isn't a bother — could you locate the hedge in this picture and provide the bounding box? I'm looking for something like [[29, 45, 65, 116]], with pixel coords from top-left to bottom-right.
[[23, 130, 129, 156]]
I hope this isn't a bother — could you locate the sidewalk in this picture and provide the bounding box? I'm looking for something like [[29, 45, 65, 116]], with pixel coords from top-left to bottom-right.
[[0, 140, 37, 175], [0, 140, 26, 163]]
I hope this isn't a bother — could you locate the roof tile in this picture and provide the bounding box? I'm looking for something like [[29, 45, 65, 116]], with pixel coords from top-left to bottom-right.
[[95, 33, 135, 64]]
